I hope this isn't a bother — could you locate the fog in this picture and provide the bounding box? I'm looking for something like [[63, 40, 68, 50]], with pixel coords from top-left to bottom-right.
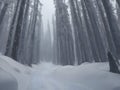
[[41, 0, 55, 33]]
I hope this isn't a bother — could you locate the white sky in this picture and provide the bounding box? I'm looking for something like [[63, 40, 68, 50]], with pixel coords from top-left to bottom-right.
[[41, 0, 55, 32], [40, 0, 55, 43]]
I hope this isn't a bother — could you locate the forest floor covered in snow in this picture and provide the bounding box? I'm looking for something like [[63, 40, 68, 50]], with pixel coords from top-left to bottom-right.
[[0, 54, 120, 90]]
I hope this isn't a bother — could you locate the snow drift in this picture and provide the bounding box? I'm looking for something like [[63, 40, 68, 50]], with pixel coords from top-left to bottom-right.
[[0, 54, 120, 90], [0, 54, 31, 90]]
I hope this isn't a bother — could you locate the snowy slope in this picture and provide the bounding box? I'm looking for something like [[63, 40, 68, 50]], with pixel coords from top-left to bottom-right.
[[32, 63, 120, 90], [0, 54, 31, 90], [0, 54, 120, 90]]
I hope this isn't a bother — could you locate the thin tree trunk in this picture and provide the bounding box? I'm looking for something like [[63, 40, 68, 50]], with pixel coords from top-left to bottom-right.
[[11, 0, 27, 60], [0, 3, 8, 27], [5, 0, 21, 58]]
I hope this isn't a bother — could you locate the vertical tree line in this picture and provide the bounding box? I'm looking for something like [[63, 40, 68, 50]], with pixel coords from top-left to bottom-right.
[[55, 0, 75, 65], [0, 0, 42, 66], [0, 0, 120, 66], [54, 0, 120, 65]]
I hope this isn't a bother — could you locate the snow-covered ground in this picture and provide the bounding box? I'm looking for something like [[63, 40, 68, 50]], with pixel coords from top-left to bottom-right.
[[0, 54, 31, 90], [0, 54, 120, 90]]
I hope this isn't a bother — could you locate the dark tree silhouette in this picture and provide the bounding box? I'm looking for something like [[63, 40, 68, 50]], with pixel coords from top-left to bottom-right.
[[108, 52, 120, 74]]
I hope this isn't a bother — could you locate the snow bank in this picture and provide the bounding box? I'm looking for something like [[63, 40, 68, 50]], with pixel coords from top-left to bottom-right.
[[31, 62, 120, 90], [0, 54, 120, 90], [51, 63, 120, 90], [0, 54, 31, 90]]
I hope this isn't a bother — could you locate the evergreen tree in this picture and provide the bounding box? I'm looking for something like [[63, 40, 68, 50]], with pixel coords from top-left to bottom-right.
[[55, 0, 75, 65]]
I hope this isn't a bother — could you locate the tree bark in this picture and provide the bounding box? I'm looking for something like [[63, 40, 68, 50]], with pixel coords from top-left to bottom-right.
[[0, 3, 8, 27]]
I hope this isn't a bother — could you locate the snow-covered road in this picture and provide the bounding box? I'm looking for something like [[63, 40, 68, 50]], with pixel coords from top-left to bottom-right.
[[30, 63, 120, 90], [31, 63, 89, 90], [0, 54, 120, 90]]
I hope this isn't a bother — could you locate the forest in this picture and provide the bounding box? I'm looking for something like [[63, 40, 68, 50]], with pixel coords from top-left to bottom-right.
[[0, 0, 120, 90]]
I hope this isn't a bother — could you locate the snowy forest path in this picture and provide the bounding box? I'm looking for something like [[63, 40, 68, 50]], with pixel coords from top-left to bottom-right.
[[29, 63, 90, 90]]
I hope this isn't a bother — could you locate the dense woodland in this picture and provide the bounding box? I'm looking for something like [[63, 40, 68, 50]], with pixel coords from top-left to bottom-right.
[[0, 0, 120, 66]]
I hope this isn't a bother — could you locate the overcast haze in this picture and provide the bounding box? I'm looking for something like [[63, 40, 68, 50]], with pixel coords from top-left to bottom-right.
[[40, 0, 55, 43], [41, 0, 55, 32]]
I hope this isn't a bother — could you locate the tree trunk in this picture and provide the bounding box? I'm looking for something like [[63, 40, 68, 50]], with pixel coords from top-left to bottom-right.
[[0, 3, 8, 27], [5, 0, 21, 58], [102, 0, 120, 59], [108, 52, 120, 74], [11, 0, 27, 60]]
